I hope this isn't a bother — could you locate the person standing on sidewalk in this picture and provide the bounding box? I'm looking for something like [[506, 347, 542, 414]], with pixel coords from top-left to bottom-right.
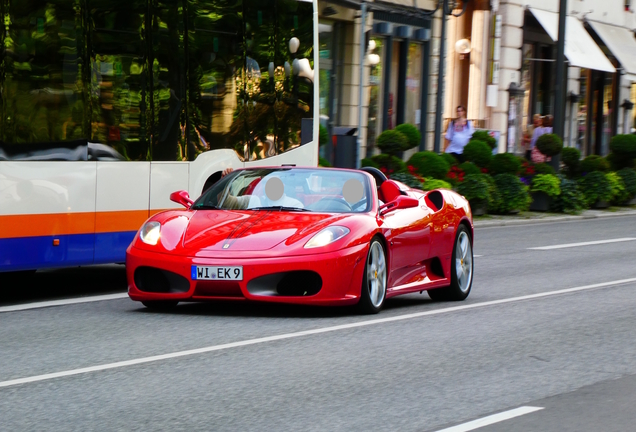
[[524, 114, 542, 160], [444, 105, 474, 163]]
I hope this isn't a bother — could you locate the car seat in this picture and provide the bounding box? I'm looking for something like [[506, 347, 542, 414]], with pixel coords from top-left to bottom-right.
[[379, 180, 402, 203]]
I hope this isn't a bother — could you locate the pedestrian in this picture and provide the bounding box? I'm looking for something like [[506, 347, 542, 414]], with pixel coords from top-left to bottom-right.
[[530, 115, 552, 163], [523, 114, 542, 160], [444, 105, 474, 163]]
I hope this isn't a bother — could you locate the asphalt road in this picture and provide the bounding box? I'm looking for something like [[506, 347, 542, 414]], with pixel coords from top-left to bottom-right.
[[2, 216, 636, 431]]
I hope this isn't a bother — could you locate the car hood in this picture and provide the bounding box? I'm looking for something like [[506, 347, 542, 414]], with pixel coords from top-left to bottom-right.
[[180, 210, 344, 253]]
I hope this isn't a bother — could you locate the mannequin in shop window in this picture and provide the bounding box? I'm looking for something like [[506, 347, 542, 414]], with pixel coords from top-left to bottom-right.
[[444, 105, 474, 163]]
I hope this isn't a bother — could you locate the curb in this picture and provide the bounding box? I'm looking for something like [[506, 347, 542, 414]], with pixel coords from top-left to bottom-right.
[[473, 210, 636, 228]]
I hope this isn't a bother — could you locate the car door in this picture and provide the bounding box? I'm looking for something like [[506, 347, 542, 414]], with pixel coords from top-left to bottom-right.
[[382, 197, 433, 288]]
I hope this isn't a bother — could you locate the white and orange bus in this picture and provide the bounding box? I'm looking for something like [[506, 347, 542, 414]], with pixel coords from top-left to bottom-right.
[[0, 0, 319, 273]]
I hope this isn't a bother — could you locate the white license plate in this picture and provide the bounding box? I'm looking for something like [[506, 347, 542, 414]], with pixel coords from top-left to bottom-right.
[[191, 265, 243, 281]]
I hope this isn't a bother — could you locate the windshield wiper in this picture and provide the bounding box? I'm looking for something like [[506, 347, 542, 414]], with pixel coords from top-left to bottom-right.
[[251, 206, 311, 212], [192, 204, 220, 210]]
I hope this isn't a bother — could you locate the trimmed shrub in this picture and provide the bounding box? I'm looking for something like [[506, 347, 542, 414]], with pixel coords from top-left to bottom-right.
[[578, 171, 612, 206], [609, 134, 636, 168], [530, 174, 561, 197], [360, 158, 380, 169], [488, 153, 522, 176], [376, 129, 408, 156], [534, 162, 556, 175], [607, 172, 630, 205], [407, 151, 450, 180], [463, 140, 493, 168], [561, 147, 581, 177], [490, 173, 531, 214], [390, 172, 423, 190], [459, 161, 481, 176], [318, 157, 331, 167], [551, 175, 586, 214], [455, 173, 493, 211], [395, 124, 421, 150], [319, 124, 329, 147], [484, 173, 502, 213], [441, 152, 459, 167], [471, 130, 497, 150], [616, 168, 636, 199], [421, 177, 452, 191], [536, 133, 563, 157], [580, 155, 610, 174], [367, 154, 407, 176]]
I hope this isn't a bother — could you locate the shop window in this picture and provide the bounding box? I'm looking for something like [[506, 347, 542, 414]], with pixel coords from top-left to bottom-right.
[[405, 43, 422, 127]]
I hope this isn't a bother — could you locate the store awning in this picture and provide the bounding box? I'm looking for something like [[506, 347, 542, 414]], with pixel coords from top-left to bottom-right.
[[587, 20, 636, 81], [528, 8, 616, 73]]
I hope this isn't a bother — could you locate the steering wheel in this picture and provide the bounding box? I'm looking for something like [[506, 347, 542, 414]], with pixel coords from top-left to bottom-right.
[[308, 196, 353, 212]]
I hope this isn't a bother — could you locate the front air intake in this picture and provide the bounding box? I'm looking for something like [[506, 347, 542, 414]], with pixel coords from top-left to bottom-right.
[[134, 267, 190, 293], [247, 271, 322, 296]]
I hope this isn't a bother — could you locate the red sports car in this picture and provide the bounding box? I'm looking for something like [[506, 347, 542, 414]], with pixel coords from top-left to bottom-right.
[[126, 166, 474, 314]]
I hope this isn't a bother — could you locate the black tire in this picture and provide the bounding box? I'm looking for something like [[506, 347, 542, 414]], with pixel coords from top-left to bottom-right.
[[428, 224, 473, 301], [357, 238, 388, 314], [141, 300, 179, 311]]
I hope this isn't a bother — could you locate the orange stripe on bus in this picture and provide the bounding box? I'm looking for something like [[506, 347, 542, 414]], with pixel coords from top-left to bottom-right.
[[0, 210, 173, 239]]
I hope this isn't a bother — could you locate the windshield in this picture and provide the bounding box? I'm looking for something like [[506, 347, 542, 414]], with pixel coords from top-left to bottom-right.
[[192, 168, 372, 213]]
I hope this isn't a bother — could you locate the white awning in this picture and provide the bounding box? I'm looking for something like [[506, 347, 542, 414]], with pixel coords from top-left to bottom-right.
[[528, 8, 616, 73], [587, 20, 636, 81]]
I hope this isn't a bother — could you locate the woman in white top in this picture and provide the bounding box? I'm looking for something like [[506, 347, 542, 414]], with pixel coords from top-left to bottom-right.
[[444, 105, 474, 163]]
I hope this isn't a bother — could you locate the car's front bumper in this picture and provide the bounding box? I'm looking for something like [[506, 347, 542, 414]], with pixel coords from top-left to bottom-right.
[[126, 244, 369, 306]]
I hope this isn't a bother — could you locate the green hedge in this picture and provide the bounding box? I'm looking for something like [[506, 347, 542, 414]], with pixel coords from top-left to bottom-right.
[[488, 153, 521, 176], [490, 173, 531, 214], [551, 175, 587, 214], [377, 129, 408, 156], [463, 140, 493, 168], [580, 155, 610, 174], [407, 151, 450, 180], [455, 173, 493, 211], [395, 124, 421, 151], [578, 171, 612, 206], [536, 133, 563, 157], [390, 172, 423, 190]]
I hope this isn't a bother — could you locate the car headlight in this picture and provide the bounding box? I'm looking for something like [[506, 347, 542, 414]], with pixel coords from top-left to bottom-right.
[[140, 221, 161, 245], [304, 226, 350, 249]]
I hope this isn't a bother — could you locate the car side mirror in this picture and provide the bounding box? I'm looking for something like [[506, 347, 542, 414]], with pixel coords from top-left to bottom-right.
[[170, 190, 193, 209], [379, 195, 419, 215]]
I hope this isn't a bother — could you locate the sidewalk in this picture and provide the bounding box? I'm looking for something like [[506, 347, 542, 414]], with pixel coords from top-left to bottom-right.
[[473, 206, 636, 228]]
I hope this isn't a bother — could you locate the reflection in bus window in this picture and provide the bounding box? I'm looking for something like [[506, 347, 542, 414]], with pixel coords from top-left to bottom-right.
[[0, 0, 315, 162]]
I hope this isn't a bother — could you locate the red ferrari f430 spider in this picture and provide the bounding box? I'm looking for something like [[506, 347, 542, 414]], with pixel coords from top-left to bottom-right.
[[126, 166, 474, 314]]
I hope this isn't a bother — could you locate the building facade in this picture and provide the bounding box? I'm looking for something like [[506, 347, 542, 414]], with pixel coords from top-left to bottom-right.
[[445, 0, 636, 156], [317, 0, 445, 164]]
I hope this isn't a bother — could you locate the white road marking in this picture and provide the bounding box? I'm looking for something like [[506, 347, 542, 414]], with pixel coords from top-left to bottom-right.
[[434, 406, 544, 432], [474, 255, 483, 257], [528, 237, 636, 250], [1, 277, 636, 389], [0, 293, 129, 313]]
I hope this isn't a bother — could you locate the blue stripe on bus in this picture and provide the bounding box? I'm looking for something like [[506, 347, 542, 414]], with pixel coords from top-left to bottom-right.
[[0, 231, 136, 272]]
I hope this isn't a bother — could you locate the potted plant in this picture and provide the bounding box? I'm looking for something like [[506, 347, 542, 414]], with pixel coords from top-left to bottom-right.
[[455, 173, 492, 216], [376, 129, 408, 156], [578, 171, 613, 208], [395, 123, 422, 151], [529, 174, 561, 211], [490, 173, 532, 214], [550, 175, 587, 214], [462, 140, 493, 168], [390, 171, 424, 190], [362, 154, 407, 177], [488, 153, 522, 176], [421, 177, 452, 191], [616, 168, 636, 205], [536, 133, 564, 160]]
